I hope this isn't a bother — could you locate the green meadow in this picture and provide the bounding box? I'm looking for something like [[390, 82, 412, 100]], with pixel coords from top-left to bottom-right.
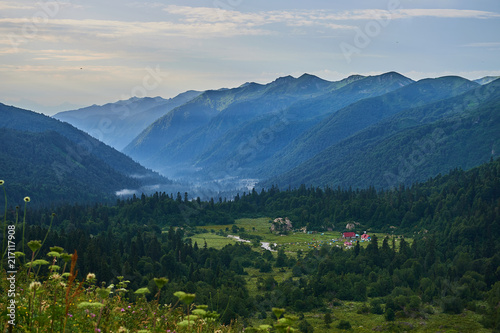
[[194, 217, 409, 254]]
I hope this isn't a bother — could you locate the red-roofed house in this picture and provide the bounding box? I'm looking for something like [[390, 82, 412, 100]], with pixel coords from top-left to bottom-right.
[[343, 232, 356, 239], [361, 234, 370, 240]]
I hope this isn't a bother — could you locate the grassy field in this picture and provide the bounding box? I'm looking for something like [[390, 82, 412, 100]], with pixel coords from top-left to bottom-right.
[[190, 232, 239, 249], [287, 306, 489, 333], [195, 217, 409, 254]]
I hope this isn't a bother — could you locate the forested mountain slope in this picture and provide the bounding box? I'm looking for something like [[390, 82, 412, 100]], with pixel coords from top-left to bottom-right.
[[0, 103, 168, 205], [263, 78, 499, 189]]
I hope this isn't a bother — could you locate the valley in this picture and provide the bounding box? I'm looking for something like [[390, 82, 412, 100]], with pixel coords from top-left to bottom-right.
[[1, 72, 499, 332], [2, 0, 499, 330]]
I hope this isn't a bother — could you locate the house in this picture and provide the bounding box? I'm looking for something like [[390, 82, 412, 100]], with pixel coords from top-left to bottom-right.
[[342, 232, 356, 239], [344, 241, 352, 247], [270, 217, 293, 234], [361, 233, 370, 240]]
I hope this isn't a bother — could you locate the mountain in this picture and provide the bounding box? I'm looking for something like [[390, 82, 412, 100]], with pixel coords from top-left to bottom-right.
[[122, 73, 362, 175], [474, 76, 500, 85], [53, 90, 202, 150], [257, 76, 479, 180], [0, 103, 170, 205], [124, 72, 413, 179], [262, 78, 500, 189], [191, 72, 414, 180]]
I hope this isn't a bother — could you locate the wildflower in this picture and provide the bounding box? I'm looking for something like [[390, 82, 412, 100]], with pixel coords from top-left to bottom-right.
[[96, 287, 111, 299], [134, 288, 150, 295], [121, 308, 125, 312], [24, 196, 30, 202], [91, 313, 96, 318], [49, 264, 60, 271], [50, 246, 64, 253], [128, 305, 131, 308], [50, 273, 61, 280], [27, 240, 42, 252], [154, 277, 169, 289], [29, 281, 42, 291], [67, 313, 73, 317], [26, 259, 50, 267], [47, 251, 61, 258], [86, 273, 96, 280], [0, 180, 4, 185]]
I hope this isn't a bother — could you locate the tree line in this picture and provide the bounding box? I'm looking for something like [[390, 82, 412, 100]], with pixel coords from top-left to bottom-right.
[[2, 158, 499, 329]]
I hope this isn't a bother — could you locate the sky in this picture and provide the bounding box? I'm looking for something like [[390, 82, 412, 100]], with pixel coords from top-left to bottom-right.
[[0, 0, 499, 115]]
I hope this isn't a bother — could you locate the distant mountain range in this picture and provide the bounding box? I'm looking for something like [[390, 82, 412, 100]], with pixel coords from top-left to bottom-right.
[[262, 78, 500, 189], [2, 72, 498, 204], [257, 76, 479, 181], [474, 76, 500, 85], [54, 91, 201, 151], [0, 103, 170, 205], [123, 72, 414, 179]]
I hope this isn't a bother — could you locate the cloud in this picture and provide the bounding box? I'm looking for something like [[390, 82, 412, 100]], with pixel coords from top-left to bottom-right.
[[0, 17, 272, 39], [26, 49, 116, 62], [163, 5, 355, 30], [0, 1, 35, 10], [2, 6, 494, 47], [0, 1, 82, 11], [116, 189, 137, 196], [320, 8, 500, 20], [461, 42, 500, 48], [395, 9, 500, 19], [126, 2, 165, 9]]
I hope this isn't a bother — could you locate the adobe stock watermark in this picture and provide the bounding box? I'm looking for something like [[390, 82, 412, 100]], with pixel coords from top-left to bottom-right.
[[213, 0, 243, 19], [51, 65, 168, 181], [340, 0, 403, 63], [6, 224, 18, 328], [8, 0, 62, 52], [213, 0, 243, 11]]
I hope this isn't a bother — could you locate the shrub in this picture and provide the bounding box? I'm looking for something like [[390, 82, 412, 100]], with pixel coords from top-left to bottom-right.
[[441, 296, 464, 314], [385, 308, 396, 321], [370, 298, 384, 315], [337, 320, 352, 330], [298, 319, 314, 333]]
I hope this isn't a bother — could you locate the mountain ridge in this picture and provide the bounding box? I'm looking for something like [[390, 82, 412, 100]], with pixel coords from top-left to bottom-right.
[[190, 72, 415, 181], [0, 103, 170, 205], [53, 90, 202, 150], [261, 78, 500, 189], [256, 75, 478, 179], [123, 72, 369, 174]]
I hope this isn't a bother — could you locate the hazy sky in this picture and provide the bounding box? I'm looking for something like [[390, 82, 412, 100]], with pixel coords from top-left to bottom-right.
[[1, 0, 499, 114]]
